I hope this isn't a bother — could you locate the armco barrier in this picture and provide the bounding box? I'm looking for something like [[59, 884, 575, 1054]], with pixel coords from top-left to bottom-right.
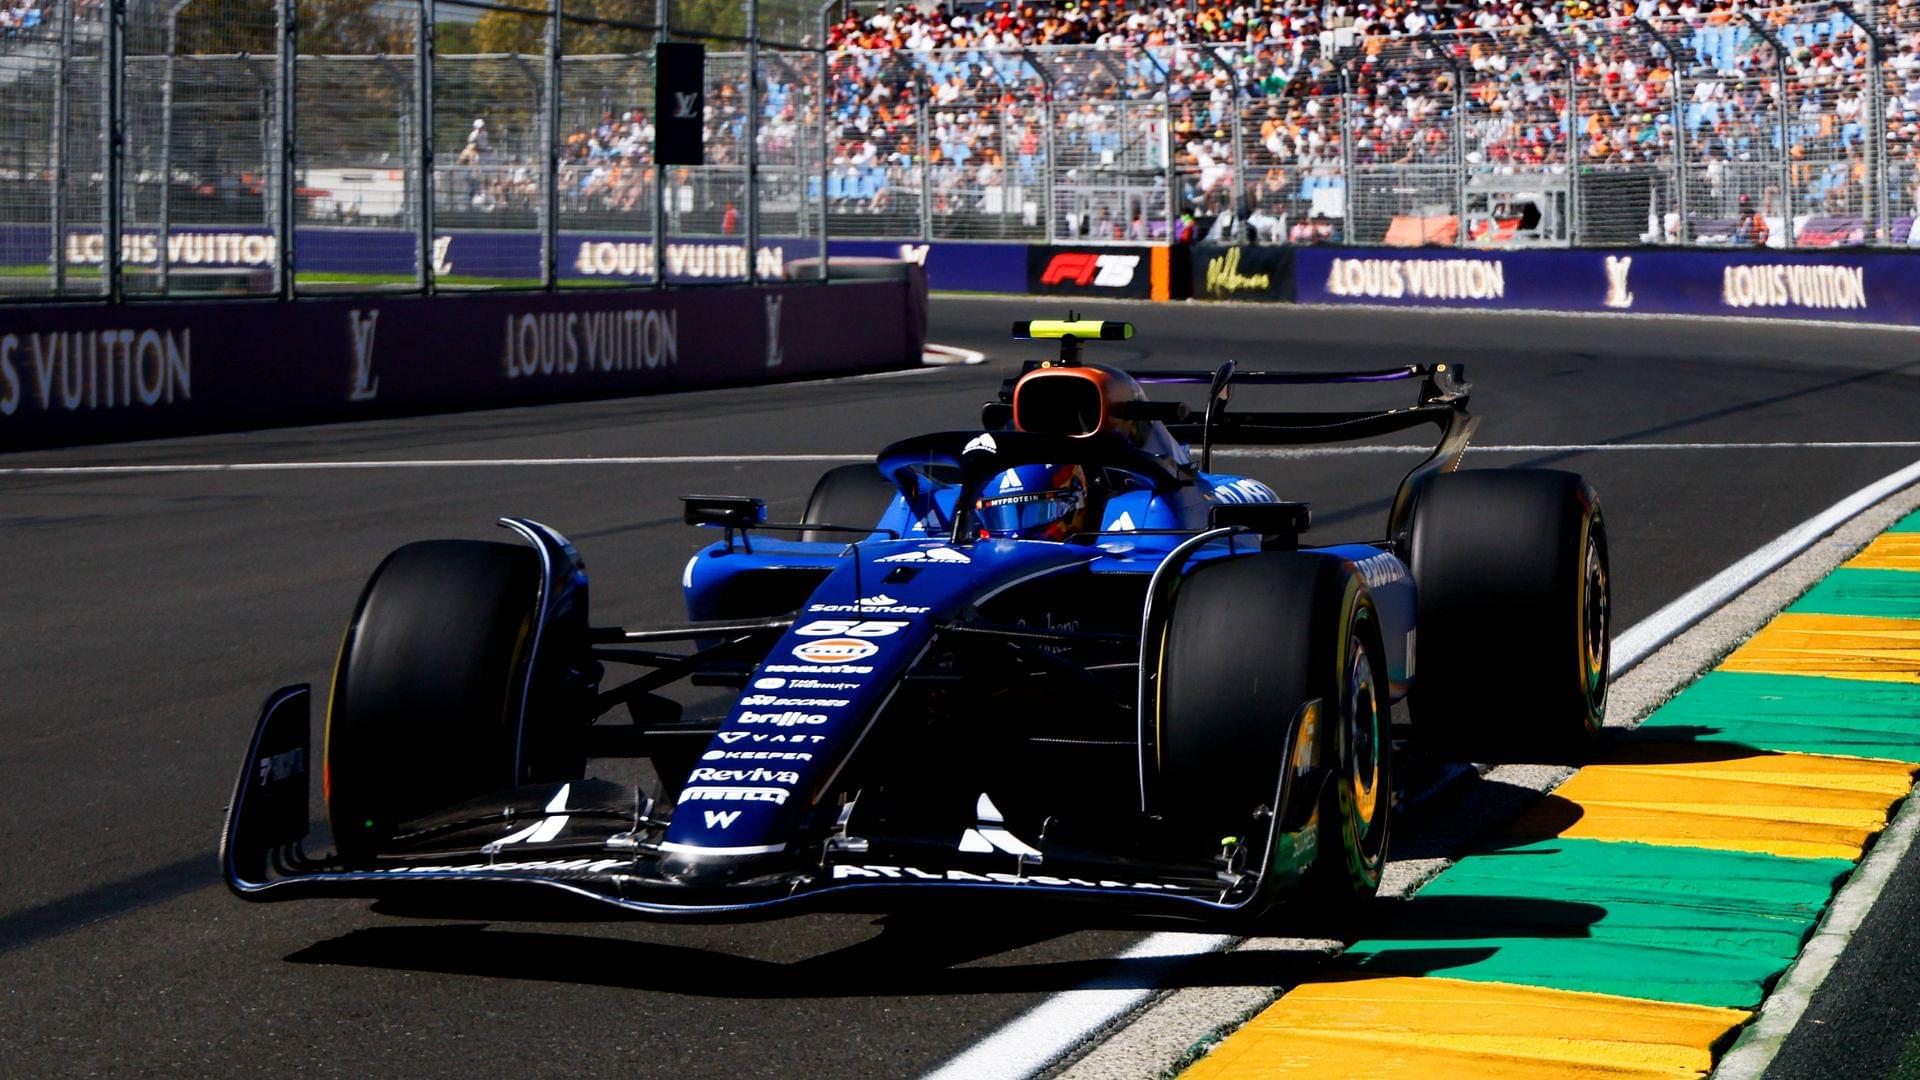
[[0, 275, 925, 451]]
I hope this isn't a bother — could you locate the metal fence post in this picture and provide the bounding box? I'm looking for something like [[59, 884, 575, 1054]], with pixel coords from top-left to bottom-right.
[[160, 1, 187, 295], [1532, 24, 1578, 245], [1639, 17, 1689, 244], [544, 0, 561, 289], [744, 0, 760, 283], [817, 0, 834, 280], [1835, 2, 1888, 244], [915, 74, 932, 241], [51, 0, 71, 293], [1206, 45, 1243, 243], [1423, 33, 1466, 247], [105, 0, 125, 301], [1337, 57, 1355, 241], [276, 0, 296, 298], [419, 0, 436, 294], [1021, 51, 1054, 241], [652, 0, 669, 289], [1158, 53, 1175, 240], [1741, 11, 1792, 246]]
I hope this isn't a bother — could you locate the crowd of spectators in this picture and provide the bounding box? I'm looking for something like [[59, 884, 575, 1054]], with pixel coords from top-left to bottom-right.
[[1, 0, 47, 39], [511, 0, 1920, 246]]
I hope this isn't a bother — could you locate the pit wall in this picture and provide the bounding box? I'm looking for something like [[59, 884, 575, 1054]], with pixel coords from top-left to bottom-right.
[[0, 273, 926, 452]]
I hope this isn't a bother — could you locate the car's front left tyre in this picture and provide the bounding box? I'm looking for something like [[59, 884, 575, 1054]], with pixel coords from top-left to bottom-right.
[[324, 540, 577, 866]]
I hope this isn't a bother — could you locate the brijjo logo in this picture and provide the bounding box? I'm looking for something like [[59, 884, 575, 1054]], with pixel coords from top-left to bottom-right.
[[792, 638, 880, 664]]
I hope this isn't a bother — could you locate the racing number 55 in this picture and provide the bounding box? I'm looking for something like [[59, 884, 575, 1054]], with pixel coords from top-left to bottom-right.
[[794, 620, 908, 637]]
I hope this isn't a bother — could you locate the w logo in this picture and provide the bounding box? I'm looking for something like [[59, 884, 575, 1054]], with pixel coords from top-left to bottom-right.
[[704, 810, 741, 829]]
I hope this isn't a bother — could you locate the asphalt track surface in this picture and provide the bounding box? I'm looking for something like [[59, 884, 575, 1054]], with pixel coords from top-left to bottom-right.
[[6, 297, 1920, 1076]]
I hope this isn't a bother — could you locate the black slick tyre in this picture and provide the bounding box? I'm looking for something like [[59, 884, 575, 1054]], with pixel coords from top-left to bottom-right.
[[1407, 468, 1610, 760], [801, 464, 898, 543], [325, 540, 547, 865], [1154, 553, 1392, 915]]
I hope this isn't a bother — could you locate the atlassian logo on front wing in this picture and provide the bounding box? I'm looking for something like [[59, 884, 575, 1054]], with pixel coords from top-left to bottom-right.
[[792, 638, 880, 663], [876, 547, 970, 565]]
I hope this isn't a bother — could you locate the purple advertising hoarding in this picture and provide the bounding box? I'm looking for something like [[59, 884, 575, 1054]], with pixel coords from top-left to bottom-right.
[[1293, 246, 1920, 324], [0, 276, 925, 451], [17, 226, 1028, 293]]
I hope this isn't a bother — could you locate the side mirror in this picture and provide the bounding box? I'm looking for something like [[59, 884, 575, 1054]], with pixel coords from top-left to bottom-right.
[[1209, 501, 1310, 550], [682, 495, 767, 529]]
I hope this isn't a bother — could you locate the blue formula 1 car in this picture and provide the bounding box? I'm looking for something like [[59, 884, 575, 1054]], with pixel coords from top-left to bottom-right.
[[223, 319, 1611, 925]]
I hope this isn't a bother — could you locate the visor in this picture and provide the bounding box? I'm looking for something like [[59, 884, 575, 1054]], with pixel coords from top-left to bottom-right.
[[977, 487, 1082, 536]]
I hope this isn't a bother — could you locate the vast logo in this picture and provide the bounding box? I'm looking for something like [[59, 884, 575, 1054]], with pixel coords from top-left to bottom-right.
[[792, 638, 880, 664], [1603, 255, 1634, 310], [347, 308, 381, 401], [1039, 252, 1140, 288]]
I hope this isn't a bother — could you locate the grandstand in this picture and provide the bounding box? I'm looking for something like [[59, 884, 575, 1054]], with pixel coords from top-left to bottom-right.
[[2, 0, 1918, 298]]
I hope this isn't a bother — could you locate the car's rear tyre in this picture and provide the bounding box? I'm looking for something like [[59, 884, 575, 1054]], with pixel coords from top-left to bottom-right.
[[802, 463, 898, 543], [325, 540, 561, 865], [1408, 469, 1610, 760], [1155, 553, 1391, 914]]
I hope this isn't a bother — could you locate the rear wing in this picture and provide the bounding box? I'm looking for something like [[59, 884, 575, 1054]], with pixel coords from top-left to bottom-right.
[[1128, 361, 1477, 547]]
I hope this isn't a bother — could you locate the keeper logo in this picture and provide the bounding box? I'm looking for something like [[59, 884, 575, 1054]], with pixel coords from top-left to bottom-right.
[[1039, 252, 1140, 288]]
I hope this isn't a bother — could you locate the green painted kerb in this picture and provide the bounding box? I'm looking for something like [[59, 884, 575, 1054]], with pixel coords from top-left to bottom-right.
[[1788, 568, 1920, 620], [1636, 670, 1920, 763], [1342, 838, 1850, 1009]]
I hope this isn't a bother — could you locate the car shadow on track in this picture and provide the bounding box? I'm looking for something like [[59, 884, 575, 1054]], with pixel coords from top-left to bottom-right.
[[282, 891, 1603, 997]]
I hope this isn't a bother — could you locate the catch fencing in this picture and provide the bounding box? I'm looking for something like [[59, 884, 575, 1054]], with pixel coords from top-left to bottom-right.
[[4, 0, 1918, 301]]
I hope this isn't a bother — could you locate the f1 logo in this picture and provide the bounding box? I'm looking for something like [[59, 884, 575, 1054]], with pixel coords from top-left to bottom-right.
[[672, 91, 701, 120], [348, 308, 380, 401], [1040, 252, 1140, 288]]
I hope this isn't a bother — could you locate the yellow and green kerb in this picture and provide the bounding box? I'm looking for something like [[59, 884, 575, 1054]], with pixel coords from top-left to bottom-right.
[[1185, 510, 1920, 1079]]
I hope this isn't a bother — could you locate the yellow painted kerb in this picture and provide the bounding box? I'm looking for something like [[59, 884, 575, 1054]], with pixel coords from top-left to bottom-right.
[[1507, 746, 1917, 860], [1843, 532, 1920, 572], [1721, 612, 1920, 684], [1183, 976, 1748, 1079]]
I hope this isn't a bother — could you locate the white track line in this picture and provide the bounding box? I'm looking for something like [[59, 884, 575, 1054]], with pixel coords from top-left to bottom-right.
[[924, 453, 1920, 1080], [9, 442, 1920, 478]]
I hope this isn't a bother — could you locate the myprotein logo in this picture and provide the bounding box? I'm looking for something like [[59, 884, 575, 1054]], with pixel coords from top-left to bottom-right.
[[1039, 252, 1139, 288], [347, 309, 380, 401]]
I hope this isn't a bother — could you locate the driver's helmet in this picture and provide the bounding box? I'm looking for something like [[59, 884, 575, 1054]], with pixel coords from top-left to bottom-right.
[[976, 463, 1089, 541]]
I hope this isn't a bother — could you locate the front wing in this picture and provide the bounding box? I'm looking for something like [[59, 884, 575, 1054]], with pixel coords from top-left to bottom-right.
[[222, 685, 1318, 921]]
